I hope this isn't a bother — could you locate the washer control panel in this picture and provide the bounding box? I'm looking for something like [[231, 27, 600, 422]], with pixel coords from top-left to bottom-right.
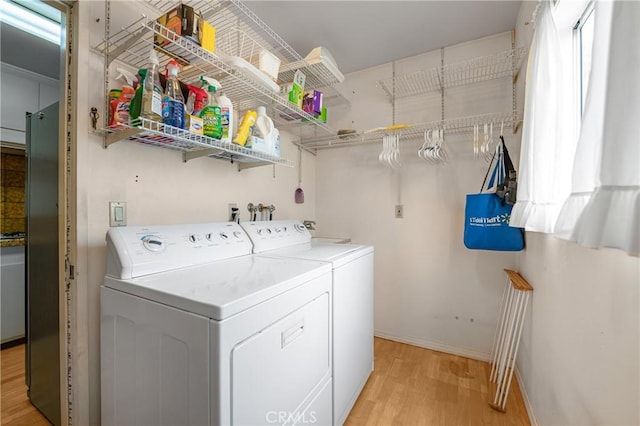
[[240, 220, 311, 253], [106, 222, 253, 279]]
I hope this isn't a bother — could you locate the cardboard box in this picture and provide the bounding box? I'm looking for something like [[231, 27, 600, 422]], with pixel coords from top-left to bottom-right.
[[293, 69, 306, 90], [200, 20, 216, 53], [185, 115, 203, 135], [155, 5, 201, 47], [279, 82, 303, 110], [303, 90, 323, 116]]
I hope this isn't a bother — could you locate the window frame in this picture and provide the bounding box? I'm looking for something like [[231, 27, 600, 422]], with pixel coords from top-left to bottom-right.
[[574, 1, 595, 118]]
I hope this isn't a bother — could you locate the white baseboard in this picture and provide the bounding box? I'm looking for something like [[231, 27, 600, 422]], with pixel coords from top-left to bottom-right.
[[374, 330, 491, 362], [514, 366, 537, 426]]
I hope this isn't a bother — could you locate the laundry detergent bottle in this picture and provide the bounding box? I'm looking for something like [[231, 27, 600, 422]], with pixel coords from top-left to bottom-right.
[[162, 60, 185, 129], [255, 106, 274, 140], [199, 76, 222, 139]]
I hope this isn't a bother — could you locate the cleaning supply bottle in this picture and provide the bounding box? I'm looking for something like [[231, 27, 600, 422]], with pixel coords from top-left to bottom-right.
[[141, 49, 163, 121], [233, 109, 257, 146], [185, 84, 208, 116], [129, 69, 146, 122], [254, 106, 274, 141], [162, 60, 185, 129], [109, 67, 136, 128], [199, 76, 222, 139], [217, 92, 234, 144]]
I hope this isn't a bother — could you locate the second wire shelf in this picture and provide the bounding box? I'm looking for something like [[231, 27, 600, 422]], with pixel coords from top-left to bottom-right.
[[295, 112, 519, 151]]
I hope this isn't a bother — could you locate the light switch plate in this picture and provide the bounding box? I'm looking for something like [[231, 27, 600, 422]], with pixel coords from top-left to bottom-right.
[[109, 201, 127, 227]]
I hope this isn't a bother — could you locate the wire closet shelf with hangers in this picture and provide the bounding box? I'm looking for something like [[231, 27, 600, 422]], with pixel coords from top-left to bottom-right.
[[294, 45, 526, 153], [295, 112, 518, 151]]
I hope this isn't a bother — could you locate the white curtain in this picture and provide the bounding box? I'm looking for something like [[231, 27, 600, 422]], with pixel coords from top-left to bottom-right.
[[555, 1, 640, 254], [554, 0, 611, 239], [510, 0, 573, 232]]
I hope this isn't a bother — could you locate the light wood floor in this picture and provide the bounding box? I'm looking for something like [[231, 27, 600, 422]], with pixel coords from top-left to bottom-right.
[[1, 339, 529, 426], [345, 338, 530, 425], [1, 344, 51, 425]]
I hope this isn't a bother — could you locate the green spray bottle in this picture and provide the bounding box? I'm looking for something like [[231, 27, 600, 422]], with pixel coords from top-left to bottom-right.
[[199, 76, 222, 139]]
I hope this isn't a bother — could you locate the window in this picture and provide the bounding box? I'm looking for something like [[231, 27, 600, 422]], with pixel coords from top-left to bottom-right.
[[576, 3, 595, 117]]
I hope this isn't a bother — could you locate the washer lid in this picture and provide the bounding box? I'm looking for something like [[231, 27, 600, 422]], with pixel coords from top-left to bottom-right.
[[255, 242, 374, 267], [103, 255, 331, 320]]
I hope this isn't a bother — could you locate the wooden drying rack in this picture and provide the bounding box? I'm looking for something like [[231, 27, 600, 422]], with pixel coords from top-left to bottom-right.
[[488, 269, 533, 413]]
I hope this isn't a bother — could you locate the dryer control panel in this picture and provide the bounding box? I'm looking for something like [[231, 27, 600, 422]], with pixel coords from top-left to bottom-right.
[[240, 220, 312, 253], [106, 222, 253, 279]]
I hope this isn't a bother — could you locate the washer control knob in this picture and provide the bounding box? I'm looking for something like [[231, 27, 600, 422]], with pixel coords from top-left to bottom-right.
[[274, 227, 281, 233], [220, 232, 229, 240], [282, 226, 287, 232], [205, 233, 213, 241], [188, 234, 197, 243], [294, 224, 306, 232], [266, 228, 272, 234], [233, 231, 243, 238], [142, 235, 165, 252], [257, 229, 264, 235]]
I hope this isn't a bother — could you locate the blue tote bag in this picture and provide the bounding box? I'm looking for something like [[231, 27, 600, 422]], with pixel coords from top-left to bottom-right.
[[464, 137, 524, 251]]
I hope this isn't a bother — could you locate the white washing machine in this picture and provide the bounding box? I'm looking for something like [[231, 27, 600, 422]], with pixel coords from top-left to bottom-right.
[[240, 220, 374, 426], [101, 222, 333, 426]]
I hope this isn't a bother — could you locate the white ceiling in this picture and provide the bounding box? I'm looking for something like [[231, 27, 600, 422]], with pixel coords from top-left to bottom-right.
[[245, 1, 522, 74]]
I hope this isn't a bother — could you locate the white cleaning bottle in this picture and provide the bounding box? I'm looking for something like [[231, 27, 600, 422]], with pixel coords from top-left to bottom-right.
[[255, 106, 273, 141], [217, 92, 234, 144]]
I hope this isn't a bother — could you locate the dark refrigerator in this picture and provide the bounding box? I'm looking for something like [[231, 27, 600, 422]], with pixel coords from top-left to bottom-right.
[[25, 101, 61, 425]]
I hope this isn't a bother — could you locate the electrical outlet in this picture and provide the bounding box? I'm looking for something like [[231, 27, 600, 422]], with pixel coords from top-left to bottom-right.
[[395, 204, 403, 219], [228, 203, 238, 222]]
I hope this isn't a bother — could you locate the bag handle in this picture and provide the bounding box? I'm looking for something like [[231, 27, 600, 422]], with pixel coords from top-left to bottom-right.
[[488, 147, 504, 189], [480, 150, 497, 192], [500, 135, 515, 175]]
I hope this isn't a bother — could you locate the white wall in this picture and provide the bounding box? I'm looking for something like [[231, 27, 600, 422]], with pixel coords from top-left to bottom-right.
[[0, 63, 59, 144], [513, 2, 640, 425], [75, 2, 316, 423], [315, 32, 518, 360]]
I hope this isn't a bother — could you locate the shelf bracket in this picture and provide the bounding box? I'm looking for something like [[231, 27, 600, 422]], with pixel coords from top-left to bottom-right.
[[183, 148, 225, 162], [104, 128, 143, 148], [106, 27, 151, 66], [237, 161, 272, 171]]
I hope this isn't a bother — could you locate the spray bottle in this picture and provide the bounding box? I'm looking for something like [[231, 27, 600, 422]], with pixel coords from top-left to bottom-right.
[[109, 67, 136, 128], [141, 49, 163, 121], [162, 60, 185, 129], [185, 85, 208, 116], [129, 69, 146, 122], [199, 76, 222, 139], [217, 92, 234, 144]]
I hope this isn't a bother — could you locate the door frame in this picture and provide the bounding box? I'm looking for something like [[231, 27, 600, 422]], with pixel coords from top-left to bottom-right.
[[43, 1, 75, 425]]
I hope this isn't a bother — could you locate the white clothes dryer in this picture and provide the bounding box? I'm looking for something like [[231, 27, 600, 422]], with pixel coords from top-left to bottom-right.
[[101, 222, 333, 426], [241, 220, 374, 426]]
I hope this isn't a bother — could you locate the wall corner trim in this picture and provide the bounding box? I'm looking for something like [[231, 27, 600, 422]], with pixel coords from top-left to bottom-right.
[[515, 365, 537, 426]]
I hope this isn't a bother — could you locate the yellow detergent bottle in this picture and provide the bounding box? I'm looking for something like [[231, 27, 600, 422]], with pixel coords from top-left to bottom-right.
[[233, 110, 257, 146]]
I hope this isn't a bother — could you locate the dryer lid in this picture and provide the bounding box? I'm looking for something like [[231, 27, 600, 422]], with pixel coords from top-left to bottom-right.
[[103, 255, 331, 320]]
